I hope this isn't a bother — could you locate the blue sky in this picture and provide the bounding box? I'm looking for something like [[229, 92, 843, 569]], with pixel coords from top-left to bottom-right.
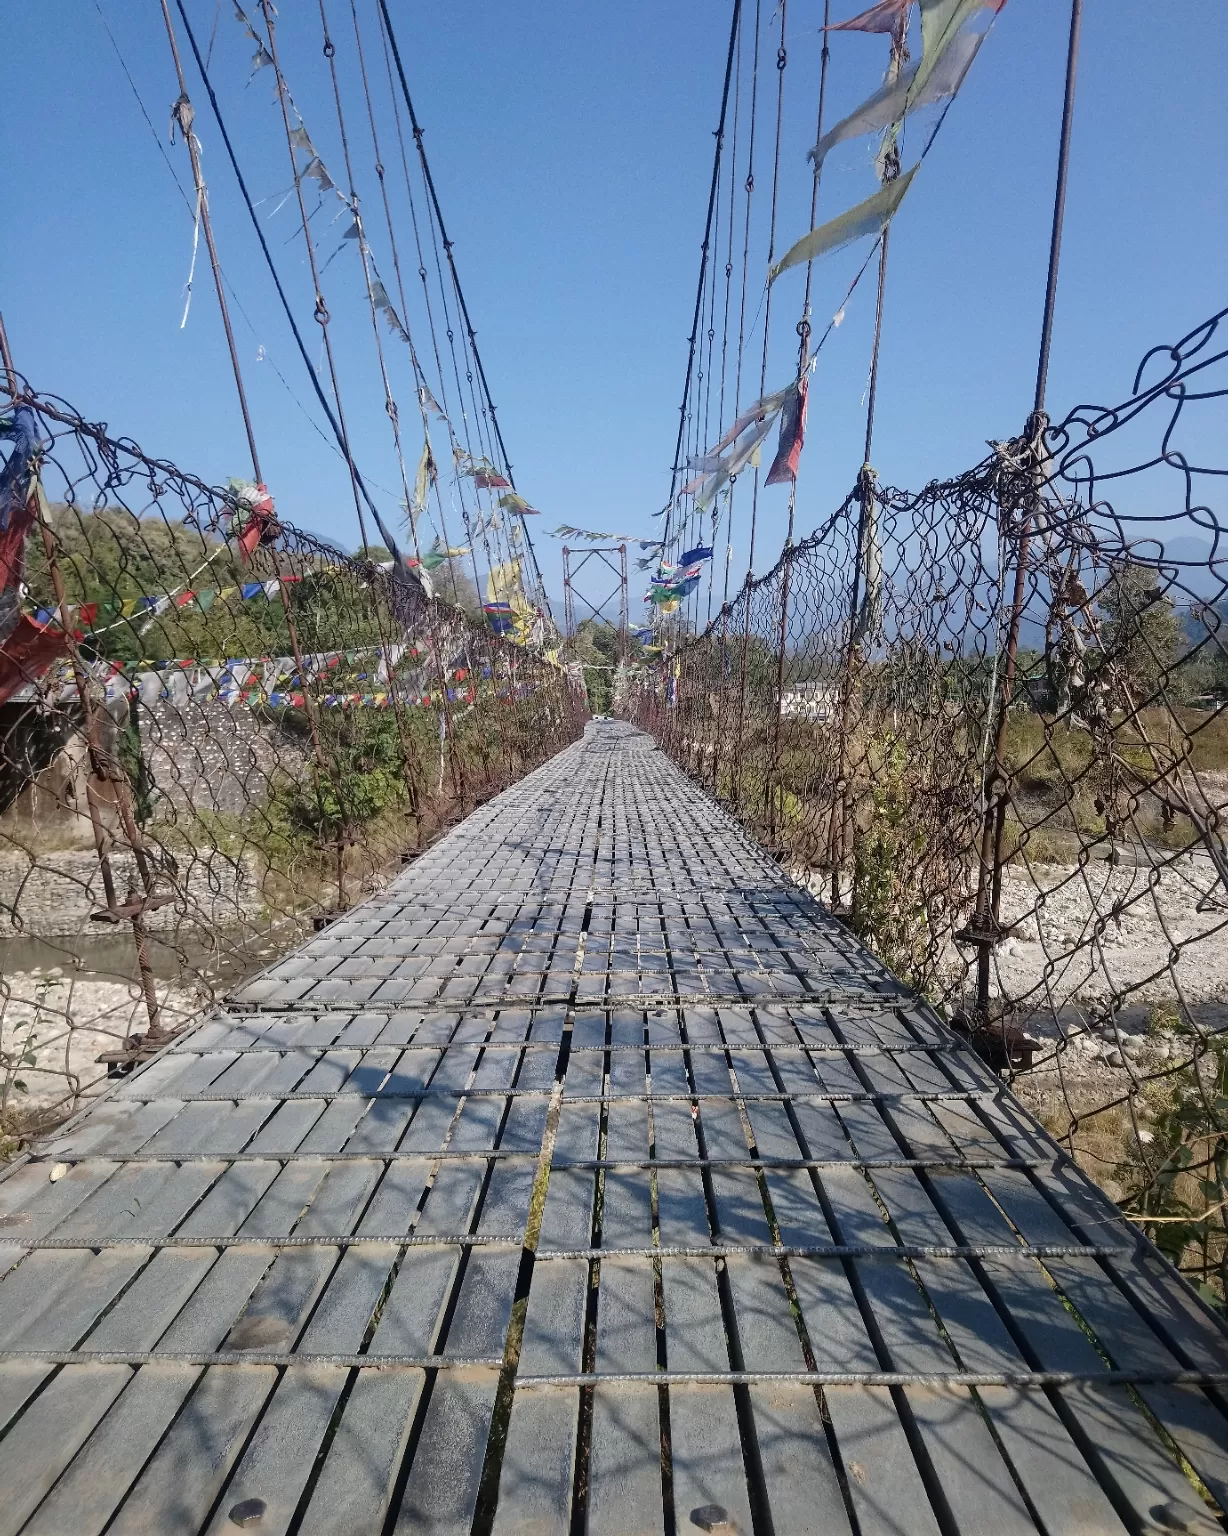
[[2, 0, 1224, 612]]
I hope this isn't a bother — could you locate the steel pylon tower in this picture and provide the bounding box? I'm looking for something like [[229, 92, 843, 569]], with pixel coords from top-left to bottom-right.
[[561, 543, 629, 660]]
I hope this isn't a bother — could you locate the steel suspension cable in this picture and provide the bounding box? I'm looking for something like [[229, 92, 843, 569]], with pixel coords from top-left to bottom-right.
[[368, 8, 491, 610], [724, 2, 761, 608], [375, 0, 512, 482], [158, 0, 261, 483], [373, 7, 543, 617], [373, 0, 552, 619], [797, 0, 833, 375], [171, 0, 388, 541], [258, 1, 373, 554], [345, 0, 466, 602], [711, 17, 743, 624], [860, 9, 910, 471], [1035, 0, 1084, 416], [743, 0, 789, 577], [665, 0, 745, 532]]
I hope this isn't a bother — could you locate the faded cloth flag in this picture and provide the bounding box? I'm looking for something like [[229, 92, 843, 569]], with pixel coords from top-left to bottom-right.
[[769, 168, 917, 282]]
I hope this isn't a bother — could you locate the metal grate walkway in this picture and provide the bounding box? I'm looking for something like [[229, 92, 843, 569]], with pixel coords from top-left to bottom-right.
[[2, 721, 1228, 1534]]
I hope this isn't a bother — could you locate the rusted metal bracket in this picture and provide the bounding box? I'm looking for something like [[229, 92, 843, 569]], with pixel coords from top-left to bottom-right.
[[953, 915, 1017, 947], [97, 1026, 184, 1076], [89, 890, 174, 924], [949, 1007, 1037, 1072]]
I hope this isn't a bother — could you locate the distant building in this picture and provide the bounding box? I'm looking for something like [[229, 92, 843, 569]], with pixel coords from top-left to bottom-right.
[[779, 679, 838, 721]]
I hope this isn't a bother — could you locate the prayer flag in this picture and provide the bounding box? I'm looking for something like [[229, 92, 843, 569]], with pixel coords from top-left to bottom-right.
[[769, 168, 917, 282], [472, 467, 511, 489], [809, 28, 983, 164], [765, 376, 809, 486], [677, 546, 713, 567], [0, 614, 66, 707], [485, 560, 524, 607], [688, 387, 793, 473], [410, 437, 437, 526], [916, 0, 985, 101], [459, 452, 511, 490], [498, 492, 541, 516], [0, 408, 42, 647], [825, 0, 910, 32], [229, 479, 279, 563]]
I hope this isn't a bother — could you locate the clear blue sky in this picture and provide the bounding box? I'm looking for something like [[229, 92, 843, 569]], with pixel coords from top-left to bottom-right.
[[2, 0, 1224, 609]]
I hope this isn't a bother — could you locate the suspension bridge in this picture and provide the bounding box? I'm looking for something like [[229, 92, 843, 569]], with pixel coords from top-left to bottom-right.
[[1, 722, 1226, 1534], [2, 0, 1227, 1529]]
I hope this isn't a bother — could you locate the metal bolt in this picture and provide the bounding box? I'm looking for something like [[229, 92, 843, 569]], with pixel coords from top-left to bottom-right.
[[228, 1498, 267, 1528], [691, 1505, 734, 1531]]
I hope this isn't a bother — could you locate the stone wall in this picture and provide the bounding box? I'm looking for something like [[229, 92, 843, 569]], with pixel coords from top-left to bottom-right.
[[139, 696, 299, 817], [0, 847, 261, 938], [1, 695, 301, 834]]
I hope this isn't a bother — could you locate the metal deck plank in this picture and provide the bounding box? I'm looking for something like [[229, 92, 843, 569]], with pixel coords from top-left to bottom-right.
[[595, 1255, 657, 1372], [0, 1364, 131, 1536], [295, 1369, 426, 1536], [586, 1384, 665, 1536], [667, 1385, 755, 1536], [492, 1387, 578, 1536], [748, 1383, 853, 1535], [201, 1364, 348, 1535], [392, 1368, 499, 1534], [444, 1247, 522, 1358], [823, 1387, 943, 1536], [21, 1365, 201, 1536], [519, 1256, 587, 1375], [369, 1247, 461, 1357], [106, 1365, 278, 1534], [299, 1242, 399, 1354]]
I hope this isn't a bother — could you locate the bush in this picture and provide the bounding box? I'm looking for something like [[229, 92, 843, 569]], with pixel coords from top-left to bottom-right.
[[851, 745, 934, 985]]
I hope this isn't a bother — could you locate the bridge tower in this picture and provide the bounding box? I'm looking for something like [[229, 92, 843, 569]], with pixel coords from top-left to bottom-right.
[[561, 543, 630, 712]]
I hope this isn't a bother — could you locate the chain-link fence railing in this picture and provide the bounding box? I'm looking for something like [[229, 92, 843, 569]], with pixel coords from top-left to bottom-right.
[[626, 306, 1228, 1305], [0, 388, 584, 1152]]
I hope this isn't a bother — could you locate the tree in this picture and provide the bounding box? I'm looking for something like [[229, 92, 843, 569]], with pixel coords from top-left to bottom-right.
[[572, 619, 619, 713], [1097, 562, 1184, 704]]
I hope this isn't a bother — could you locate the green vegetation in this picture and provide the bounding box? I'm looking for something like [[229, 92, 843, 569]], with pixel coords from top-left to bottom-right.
[[1098, 562, 1187, 703], [851, 746, 934, 983], [1116, 1032, 1228, 1312], [270, 706, 415, 844], [569, 619, 642, 714]]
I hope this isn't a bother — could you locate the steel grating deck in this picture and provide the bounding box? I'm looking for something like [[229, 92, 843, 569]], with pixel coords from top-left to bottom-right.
[[3, 721, 1228, 1535]]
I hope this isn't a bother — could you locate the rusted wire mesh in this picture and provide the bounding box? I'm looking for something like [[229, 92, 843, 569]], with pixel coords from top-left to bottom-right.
[[0, 388, 584, 1150], [627, 307, 1228, 1304]]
